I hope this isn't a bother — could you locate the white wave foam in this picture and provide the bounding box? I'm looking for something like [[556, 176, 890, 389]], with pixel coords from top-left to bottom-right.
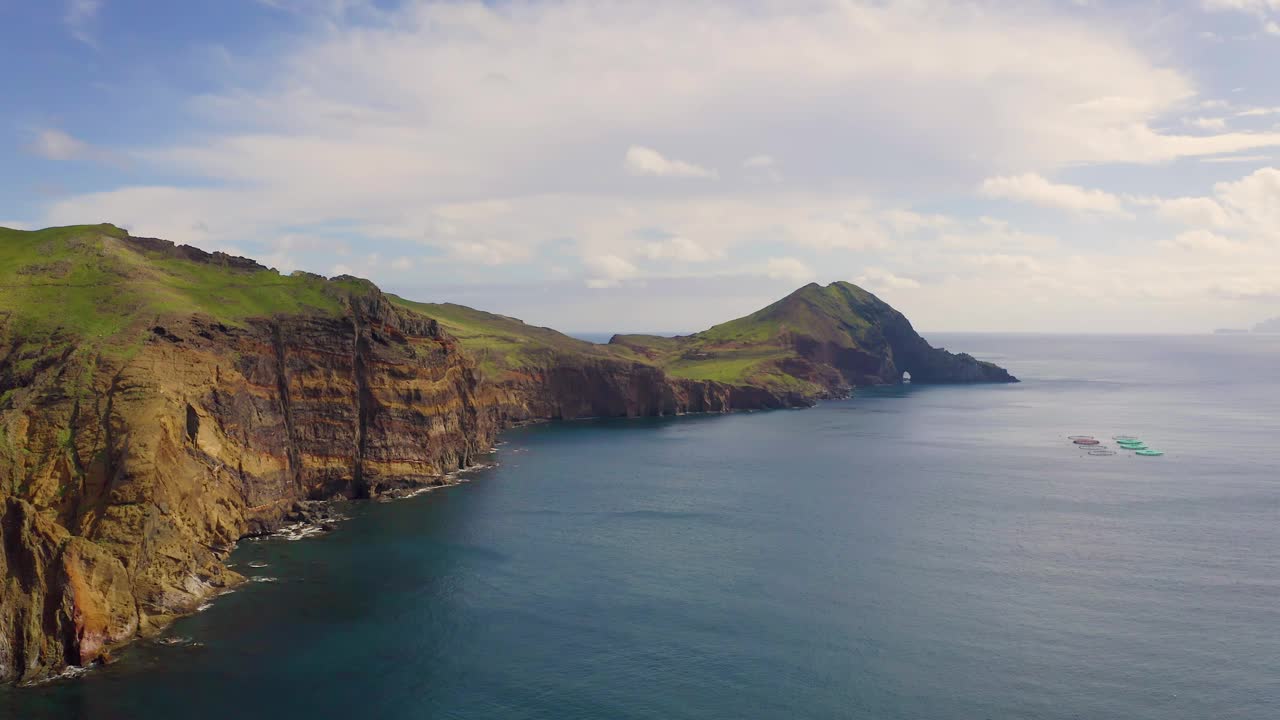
[[33, 664, 91, 684]]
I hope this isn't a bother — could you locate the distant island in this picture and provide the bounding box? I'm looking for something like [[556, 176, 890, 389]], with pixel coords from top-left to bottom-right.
[[1213, 317, 1280, 334], [1254, 317, 1280, 334], [0, 224, 1015, 683]]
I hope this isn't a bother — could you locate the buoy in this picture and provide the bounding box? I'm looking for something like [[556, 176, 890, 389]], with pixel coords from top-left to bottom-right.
[[1088, 449, 1116, 456], [1067, 435, 1095, 440], [1113, 435, 1140, 441], [1135, 449, 1163, 456], [1073, 439, 1101, 445]]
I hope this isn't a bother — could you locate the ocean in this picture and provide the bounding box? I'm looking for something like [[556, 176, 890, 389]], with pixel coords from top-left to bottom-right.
[[6, 333, 1280, 719]]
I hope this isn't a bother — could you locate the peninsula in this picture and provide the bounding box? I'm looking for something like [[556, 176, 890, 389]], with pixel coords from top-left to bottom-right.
[[0, 224, 1014, 683]]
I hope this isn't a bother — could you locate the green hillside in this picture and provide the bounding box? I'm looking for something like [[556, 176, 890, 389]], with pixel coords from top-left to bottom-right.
[[0, 225, 363, 341], [609, 282, 894, 392], [386, 297, 647, 378], [2, 225, 1012, 394]]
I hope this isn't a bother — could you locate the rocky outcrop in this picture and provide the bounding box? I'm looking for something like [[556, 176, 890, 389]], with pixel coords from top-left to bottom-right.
[[1254, 316, 1280, 334], [784, 282, 1017, 388], [0, 286, 494, 683]]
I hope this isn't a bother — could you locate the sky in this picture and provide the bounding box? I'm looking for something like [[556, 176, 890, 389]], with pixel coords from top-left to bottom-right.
[[3, 0, 1280, 334]]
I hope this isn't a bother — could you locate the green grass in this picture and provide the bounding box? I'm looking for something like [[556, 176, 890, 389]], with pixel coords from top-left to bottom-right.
[[1, 224, 134, 339], [0, 224, 353, 347], [664, 353, 783, 383], [388, 297, 648, 377]]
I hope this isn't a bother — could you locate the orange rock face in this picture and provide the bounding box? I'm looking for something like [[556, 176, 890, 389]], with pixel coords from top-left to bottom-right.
[[0, 290, 495, 683]]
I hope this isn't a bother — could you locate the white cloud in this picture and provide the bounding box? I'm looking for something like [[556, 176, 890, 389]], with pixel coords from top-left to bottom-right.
[[255, 233, 352, 272], [1212, 166, 1280, 234], [45, 185, 231, 246], [938, 217, 1059, 252], [1202, 0, 1280, 36], [764, 257, 815, 283], [1212, 278, 1280, 300], [27, 127, 124, 167], [1186, 116, 1227, 131], [624, 146, 716, 179], [30, 128, 91, 161], [1162, 229, 1251, 254], [1237, 107, 1280, 116], [641, 236, 719, 263], [979, 173, 1126, 214], [390, 256, 413, 271], [65, 0, 102, 46], [882, 210, 953, 234], [1201, 0, 1280, 14], [967, 254, 1045, 274], [856, 267, 921, 291], [585, 254, 639, 288], [444, 238, 529, 265], [1154, 196, 1233, 228], [742, 154, 780, 182], [56, 0, 1272, 237], [1198, 154, 1272, 163], [1151, 166, 1280, 239], [0, 220, 32, 230]]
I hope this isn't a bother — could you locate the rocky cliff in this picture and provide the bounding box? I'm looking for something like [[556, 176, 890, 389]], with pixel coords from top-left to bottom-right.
[[0, 228, 496, 682], [0, 225, 1014, 683]]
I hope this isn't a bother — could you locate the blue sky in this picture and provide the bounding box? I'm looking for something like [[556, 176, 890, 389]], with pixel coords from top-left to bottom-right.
[[4, 0, 1280, 333]]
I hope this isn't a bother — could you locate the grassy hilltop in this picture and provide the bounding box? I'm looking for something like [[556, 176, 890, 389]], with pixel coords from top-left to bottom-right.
[[0, 224, 360, 338]]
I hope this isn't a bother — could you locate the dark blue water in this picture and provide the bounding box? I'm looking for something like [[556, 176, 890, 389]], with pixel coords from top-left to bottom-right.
[[7, 334, 1280, 719]]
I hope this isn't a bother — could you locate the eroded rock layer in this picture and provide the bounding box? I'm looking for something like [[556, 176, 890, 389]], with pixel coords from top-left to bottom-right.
[[0, 289, 495, 682]]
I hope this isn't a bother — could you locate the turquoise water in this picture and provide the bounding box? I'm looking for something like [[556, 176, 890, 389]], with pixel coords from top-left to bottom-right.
[[7, 334, 1280, 719]]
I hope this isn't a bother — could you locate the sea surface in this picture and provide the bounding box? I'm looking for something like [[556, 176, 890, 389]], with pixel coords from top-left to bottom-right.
[[6, 334, 1280, 719]]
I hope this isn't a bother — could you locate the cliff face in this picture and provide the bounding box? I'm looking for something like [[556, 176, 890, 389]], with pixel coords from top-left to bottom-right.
[[0, 278, 494, 683], [478, 359, 806, 424]]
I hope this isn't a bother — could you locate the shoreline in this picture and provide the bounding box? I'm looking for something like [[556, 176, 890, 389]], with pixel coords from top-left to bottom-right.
[[15, 389, 954, 686], [19, 457, 503, 688]]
